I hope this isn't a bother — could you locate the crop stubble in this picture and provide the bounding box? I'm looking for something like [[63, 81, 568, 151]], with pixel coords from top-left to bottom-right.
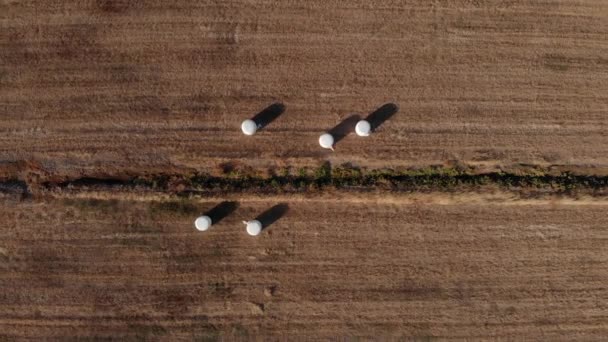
[[1, 0, 608, 339]]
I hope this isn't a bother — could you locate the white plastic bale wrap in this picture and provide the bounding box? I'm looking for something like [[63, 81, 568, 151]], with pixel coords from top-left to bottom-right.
[[194, 216, 212, 231], [241, 119, 258, 135], [244, 220, 262, 236], [355, 120, 371, 137], [319, 133, 335, 150]]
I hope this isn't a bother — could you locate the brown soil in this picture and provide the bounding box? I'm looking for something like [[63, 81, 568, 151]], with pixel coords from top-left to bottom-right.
[[1, 195, 607, 340], [1, 0, 608, 340], [2, 1, 608, 177]]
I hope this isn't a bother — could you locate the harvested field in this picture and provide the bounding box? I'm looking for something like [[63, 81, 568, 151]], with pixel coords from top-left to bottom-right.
[[1, 1, 608, 178], [1, 0, 608, 340], [1, 195, 607, 339]]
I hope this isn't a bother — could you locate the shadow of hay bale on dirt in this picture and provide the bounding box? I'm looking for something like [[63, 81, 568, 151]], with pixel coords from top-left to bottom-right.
[[251, 103, 285, 130], [327, 114, 361, 146], [205, 201, 239, 225], [255, 203, 289, 231], [365, 103, 398, 132]]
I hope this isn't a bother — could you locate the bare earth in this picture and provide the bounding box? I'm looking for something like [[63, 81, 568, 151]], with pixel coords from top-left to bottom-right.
[[1, 195, 607, 340], [1, 1, 608, 176], [1, 0, 608, 340]]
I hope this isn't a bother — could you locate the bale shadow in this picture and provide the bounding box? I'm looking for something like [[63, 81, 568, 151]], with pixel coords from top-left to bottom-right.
[[205, 201, 239, 225], [251, 103, 285, 130], [255, 203, 289, 231], [365, 103, 398, 131], [327, 114, 361, 145]]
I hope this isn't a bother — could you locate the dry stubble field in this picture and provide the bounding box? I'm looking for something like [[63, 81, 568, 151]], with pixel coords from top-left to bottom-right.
[[1, 0, 608, 340], [1, 195, 608, 339]]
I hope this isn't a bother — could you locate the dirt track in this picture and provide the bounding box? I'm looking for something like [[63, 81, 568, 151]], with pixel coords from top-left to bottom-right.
[[2, 0, 608, 340]]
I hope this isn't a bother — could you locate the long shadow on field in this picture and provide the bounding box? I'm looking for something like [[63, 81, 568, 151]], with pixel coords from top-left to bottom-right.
[[365, 103, 398, 132], [327, 114, 361, 146], [256, 203, 289, 231], [205, 201, 239, 225], [251, 103, 285, 130]]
